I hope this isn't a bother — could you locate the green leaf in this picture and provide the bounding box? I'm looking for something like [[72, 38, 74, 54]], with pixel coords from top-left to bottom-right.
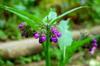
[[48, 10, 57, 20], [1, 5, 41, 30], [57, 19, 73, 51], [24, 57, 32, 63], [6, 60, 14, 66], [57, 19, 73, 65], [0, 20, 5, 29], [0, 30, 7, 40], [65, 38, 91, 63], [0, 59, 5, 65], [43, 10, 57, 25], [50, 6, 88, 25]]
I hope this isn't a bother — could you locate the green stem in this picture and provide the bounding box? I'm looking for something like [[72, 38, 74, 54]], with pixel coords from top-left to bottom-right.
[[45, 25, 51, 66], [59, 52, 65, 66], [59, 59, 64, 66]]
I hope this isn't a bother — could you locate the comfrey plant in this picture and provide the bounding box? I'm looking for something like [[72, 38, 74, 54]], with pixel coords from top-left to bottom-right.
[[0, 5, 90, 66]]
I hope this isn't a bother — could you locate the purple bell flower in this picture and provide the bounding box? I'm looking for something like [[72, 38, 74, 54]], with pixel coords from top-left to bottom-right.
[[92, 38, 97, 43], [18, 22, 25, 30], [51, 27, 57, 32], [92, 43, 97, 47], [50, 36, 58, 43], [39, 35, 46, 43], [18, 23, 24, 28], [92, 38, 97, 47], [51, 27, 58, 34], [89, 38, 97, 55], [90, 46, 96, 55], [33, 32, 40, 39], [51, 27, 61, 38], [53, 30, 58, 35], [56, 32, 61, 37]]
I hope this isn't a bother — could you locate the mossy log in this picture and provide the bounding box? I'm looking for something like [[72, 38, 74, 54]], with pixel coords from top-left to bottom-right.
[[0, 26, 100, 59]]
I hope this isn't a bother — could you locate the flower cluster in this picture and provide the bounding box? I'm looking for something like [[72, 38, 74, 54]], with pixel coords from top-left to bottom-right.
[[89, 38, 97, 55], [18, 22, 61, 44], [33, 32, 46, 43], [18, 22, 33, 37], [50, 26, 61, 43], [33, 26, 61, 43]]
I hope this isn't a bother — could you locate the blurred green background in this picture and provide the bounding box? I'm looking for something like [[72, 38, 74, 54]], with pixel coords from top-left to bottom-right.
[[0, 0, 100, 41]]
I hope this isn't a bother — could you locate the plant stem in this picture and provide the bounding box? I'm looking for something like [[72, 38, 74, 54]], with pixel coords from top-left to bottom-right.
[[59, 53, 65, 66], [45, 25, 51, 66]]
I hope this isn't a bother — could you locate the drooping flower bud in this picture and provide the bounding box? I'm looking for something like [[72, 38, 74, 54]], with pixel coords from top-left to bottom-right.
[[39, 35, 46, 43], [92, 38, 97, 47], [50, 36, 58, 43], [33, 32, 40, 39], [18, 22, 26, 30]]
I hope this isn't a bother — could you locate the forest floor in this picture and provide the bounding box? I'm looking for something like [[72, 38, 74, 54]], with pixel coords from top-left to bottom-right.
[[15, 49, 100, 66]]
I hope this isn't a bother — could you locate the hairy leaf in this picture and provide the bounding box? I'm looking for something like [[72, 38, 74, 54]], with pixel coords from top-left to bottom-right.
[[57, 19, 73, 65], [58, 19, 73, 51]]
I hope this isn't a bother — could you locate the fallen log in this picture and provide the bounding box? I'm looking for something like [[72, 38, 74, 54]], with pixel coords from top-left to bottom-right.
[[0, 26, 100, 59], [0, 38, 42, 59]]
